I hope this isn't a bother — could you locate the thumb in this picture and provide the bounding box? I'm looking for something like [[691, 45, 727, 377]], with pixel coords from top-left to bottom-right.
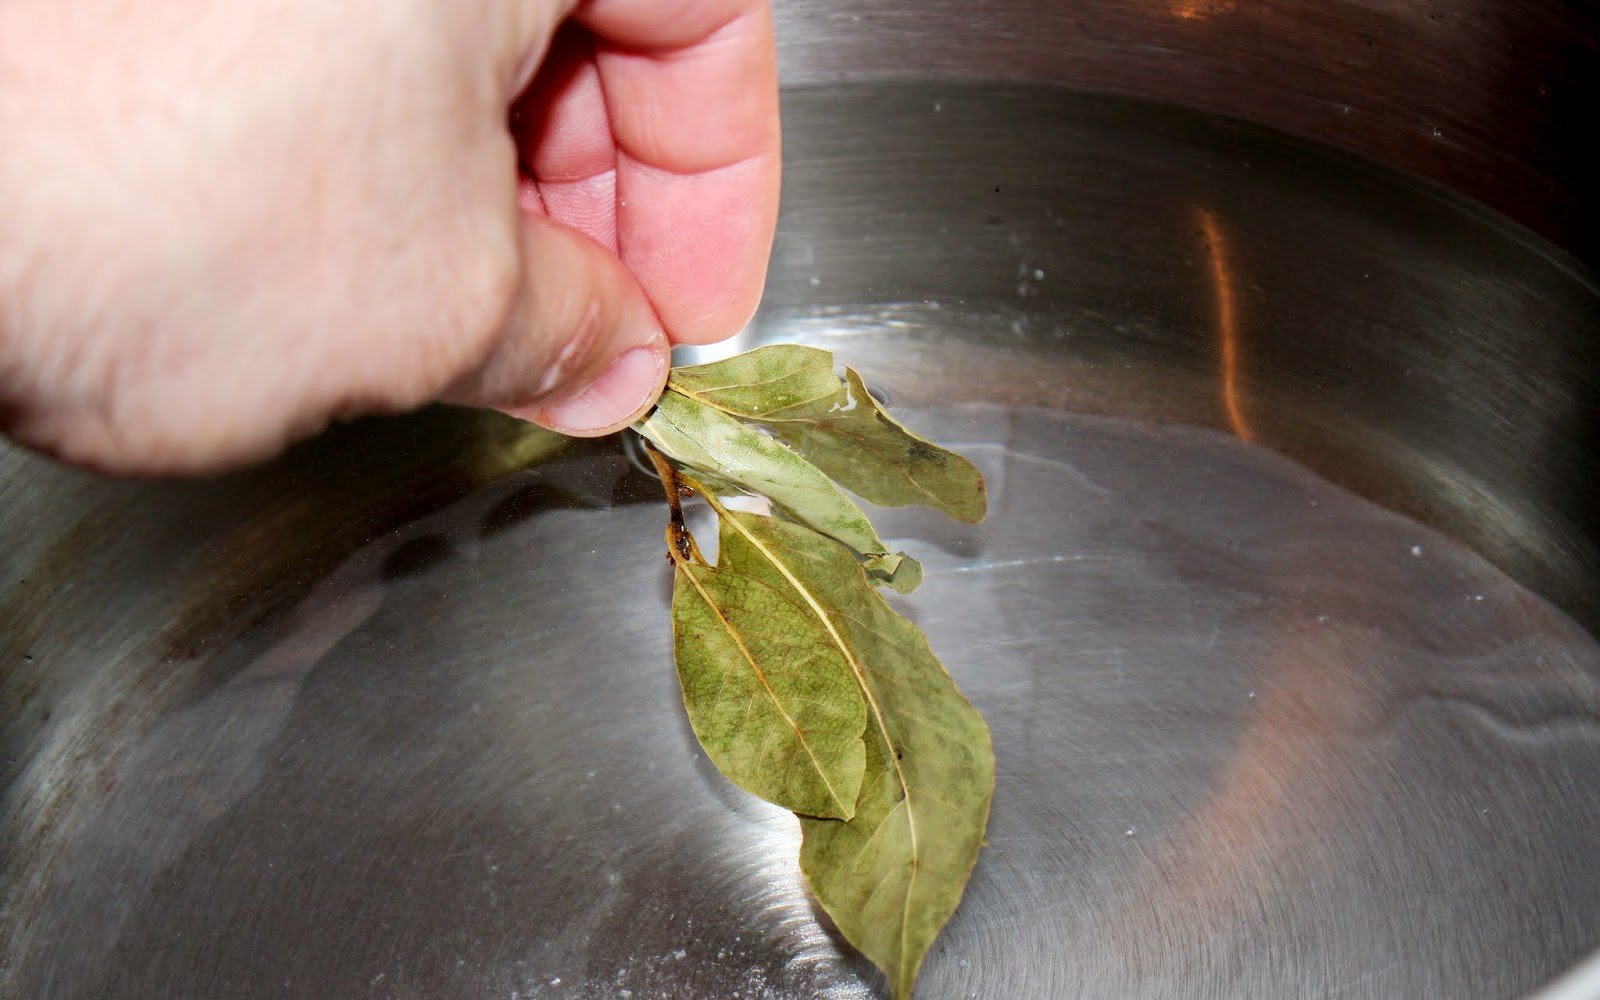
[[447, 212, 671, 437]]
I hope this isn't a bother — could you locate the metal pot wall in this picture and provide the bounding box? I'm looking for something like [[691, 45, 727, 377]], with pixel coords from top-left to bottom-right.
[[4, 4, 1598, 998], [774, 0, 1600, 269]]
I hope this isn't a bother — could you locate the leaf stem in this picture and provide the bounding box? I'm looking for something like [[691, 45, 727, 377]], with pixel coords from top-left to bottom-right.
[[641, 437, 705, 566]]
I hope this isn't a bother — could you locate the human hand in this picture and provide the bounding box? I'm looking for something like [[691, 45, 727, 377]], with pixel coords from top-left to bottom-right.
[[0, 0, 779, 474]]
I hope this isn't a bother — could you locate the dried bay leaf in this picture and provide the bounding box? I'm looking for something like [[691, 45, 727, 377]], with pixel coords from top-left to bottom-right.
[[644, 455, 922, 593], [631, 345, 993, 999], [667, 343, 843, 416], [637, 387, 918, 585], [670, 494, 991, 1000], [670, 510, 868, 820], [869, 549, 924, 595], [669, 346, 987, 523], [776, 367, 987, 524], [734, 514, 993, 1000]]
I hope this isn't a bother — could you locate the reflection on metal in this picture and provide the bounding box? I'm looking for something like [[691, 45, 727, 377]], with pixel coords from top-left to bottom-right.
[[1200, 208, 1253, 443], [1171, 0, 1239, 21], [771, 0, 1600, 266], [1535, 947, 1600, 1000]]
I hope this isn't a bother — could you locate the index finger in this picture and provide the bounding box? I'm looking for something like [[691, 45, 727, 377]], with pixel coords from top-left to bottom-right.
[[577, 0, 780, 345]]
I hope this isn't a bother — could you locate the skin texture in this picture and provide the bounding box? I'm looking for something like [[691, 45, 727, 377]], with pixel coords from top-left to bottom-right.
[[0, 0, 780, 475]]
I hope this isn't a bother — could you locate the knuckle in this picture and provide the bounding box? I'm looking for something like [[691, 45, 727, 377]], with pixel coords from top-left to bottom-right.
[[527, 279, 621, 403], [449, 233, 627, 409]]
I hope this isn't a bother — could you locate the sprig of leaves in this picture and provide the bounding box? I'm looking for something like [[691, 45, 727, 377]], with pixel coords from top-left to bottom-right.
[[633, 345, 994, 999]]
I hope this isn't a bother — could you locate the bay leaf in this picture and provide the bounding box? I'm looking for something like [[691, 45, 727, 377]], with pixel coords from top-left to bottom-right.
[[636, 388, 915, 582], [865, 549, 924, 595], [669, 347, 987, 523], [668, 344, 843, 416], [669, 516, 868, 820], [636, 344, 994, 998], [707, 505, 995, 1000], [649, 455, 923, 594]]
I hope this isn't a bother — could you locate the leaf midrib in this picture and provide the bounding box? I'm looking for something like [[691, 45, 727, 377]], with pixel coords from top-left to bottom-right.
[[666, 384, 971, 520], [648, 394, 887, 553], [670, 370, 825, 396], [676, 558, 856, 819], [704, 495, 923, 984]]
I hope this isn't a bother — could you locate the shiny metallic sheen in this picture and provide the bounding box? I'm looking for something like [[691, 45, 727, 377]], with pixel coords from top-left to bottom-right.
[[4, 80, 1599, 998], [772, 1, 1600, 269]]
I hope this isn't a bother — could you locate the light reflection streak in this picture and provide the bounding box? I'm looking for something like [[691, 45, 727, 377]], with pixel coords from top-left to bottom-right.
[[1200, 208, 1254, 442], [1172, 0, 1239, 20]]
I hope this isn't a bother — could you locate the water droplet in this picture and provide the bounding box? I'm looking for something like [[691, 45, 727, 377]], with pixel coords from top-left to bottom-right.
[[1410, 544, 1424, 557], [1125, 826, 1136, 837]]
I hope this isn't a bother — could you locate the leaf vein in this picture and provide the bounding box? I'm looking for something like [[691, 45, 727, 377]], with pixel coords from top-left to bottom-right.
[[678, 564, 854, 816]]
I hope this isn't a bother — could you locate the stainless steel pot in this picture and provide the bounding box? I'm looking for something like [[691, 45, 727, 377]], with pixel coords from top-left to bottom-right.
[[774, 0, 1600, 270], [5, 4, 1598, 998]]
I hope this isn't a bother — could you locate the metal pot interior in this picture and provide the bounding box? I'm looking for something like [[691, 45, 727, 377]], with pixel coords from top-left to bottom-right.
[[3, 81, 1598, 998]]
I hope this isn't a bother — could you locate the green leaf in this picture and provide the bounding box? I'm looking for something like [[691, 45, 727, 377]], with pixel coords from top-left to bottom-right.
[[637, 345, 993, 997], [670, 347, 987, 523], [670, 517, 868, 820], [636, 388, 914, 580], [651, 454, 923, 594], [668, 344, 843, 416], [865, 550, 924, 595], [710, 508, 994, 1000]]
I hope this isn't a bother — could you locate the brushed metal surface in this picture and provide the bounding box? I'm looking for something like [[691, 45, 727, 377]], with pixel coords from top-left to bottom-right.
[[4, 83, 1599, 998], [772, 1, 1600, 268]]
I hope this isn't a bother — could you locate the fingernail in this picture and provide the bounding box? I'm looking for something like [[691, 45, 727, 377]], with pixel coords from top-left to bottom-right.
[[537, 340, 667, 435]]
